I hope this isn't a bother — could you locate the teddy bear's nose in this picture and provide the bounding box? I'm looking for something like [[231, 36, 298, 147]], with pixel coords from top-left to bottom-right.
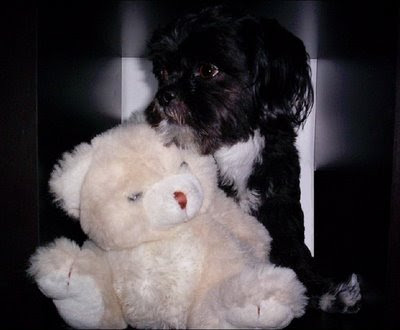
[[173, 191, 187, 209]]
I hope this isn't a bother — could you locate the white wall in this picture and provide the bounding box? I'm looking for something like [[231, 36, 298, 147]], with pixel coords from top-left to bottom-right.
[[122, 57, 317, 255], [121, 58, 158, 119], [297, 59, 317, 255]]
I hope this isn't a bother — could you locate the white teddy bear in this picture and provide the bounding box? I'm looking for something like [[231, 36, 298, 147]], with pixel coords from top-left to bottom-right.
[[28, 123, 307, 329]]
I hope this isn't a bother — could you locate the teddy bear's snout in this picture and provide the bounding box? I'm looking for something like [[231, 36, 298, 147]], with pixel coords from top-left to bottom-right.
[[173, 191, 187, 209], [143, 173, 204, 228]]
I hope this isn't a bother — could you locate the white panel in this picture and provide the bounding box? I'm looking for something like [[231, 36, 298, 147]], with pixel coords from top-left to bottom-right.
[[122, 57, 317, 255], [297, 59, 317, 255], [121, 58, 158, 121]]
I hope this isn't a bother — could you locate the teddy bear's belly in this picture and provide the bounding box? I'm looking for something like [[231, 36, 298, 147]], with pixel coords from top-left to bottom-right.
[[109, 233, 204, 328]]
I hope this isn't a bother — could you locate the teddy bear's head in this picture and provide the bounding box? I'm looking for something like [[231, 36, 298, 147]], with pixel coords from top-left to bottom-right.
[[49, 124, 218, 250]]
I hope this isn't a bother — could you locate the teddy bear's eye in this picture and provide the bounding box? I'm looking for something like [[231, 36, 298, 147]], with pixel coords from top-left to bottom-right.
[[127, 192, 143, 202]]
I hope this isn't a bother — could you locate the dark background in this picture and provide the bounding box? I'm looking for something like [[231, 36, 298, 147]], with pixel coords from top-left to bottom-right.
[[1, 1, 399, 328]]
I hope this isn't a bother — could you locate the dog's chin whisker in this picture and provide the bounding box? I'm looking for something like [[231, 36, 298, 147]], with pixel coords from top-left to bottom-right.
[[163, 106, 187, 126], [150, 103, 158, 113], [155, 119, 200, 152], [175, 112, 185, 126]]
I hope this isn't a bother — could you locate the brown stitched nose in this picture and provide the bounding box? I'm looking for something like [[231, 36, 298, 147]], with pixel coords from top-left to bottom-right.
[[173, 191, 187, 209]]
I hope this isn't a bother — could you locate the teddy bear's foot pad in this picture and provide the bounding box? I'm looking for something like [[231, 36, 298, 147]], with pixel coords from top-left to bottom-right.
[[226, 298, 294, 329]]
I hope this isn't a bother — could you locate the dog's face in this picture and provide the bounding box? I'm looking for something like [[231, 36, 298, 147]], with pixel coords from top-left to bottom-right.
[[145, 6, 313, 154]]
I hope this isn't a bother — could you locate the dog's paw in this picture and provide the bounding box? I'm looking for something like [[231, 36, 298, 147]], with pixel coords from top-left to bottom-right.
[[28, 238, 81, 299], [319, 273, 362, 314], [226, 298, 294, 329]]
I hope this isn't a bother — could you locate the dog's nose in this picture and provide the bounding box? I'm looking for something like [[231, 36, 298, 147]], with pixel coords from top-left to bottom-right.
[[159, 90, 176, 106], [173, 191, 187, 209]]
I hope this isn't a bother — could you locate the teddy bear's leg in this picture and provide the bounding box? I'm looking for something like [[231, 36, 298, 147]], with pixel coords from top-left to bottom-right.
[[219, 264, 308, 329], [28, 238, 127, 329]]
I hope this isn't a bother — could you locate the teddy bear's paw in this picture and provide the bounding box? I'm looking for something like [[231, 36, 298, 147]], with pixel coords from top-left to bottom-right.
[[28, 238, 81, 299], [52, 275, 106, 329], [228, 265, 308, 320], [36, 267, 73, 299], [225, 298, 294, 329]]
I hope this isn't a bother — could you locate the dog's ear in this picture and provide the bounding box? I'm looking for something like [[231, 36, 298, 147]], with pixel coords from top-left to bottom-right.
[[250, 18, 313, 127], [49, 143, 94, 219]]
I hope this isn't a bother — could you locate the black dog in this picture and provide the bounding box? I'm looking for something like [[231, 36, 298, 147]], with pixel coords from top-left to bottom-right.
[[145, 6, 361, 313]]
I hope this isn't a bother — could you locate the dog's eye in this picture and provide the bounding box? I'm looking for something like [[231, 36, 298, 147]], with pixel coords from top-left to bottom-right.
[[127, 192, 143, 202], [199, 63, 219, 79]]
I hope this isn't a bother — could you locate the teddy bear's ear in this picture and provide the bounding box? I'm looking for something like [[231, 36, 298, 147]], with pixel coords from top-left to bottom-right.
[[49, 142, 94, 219]]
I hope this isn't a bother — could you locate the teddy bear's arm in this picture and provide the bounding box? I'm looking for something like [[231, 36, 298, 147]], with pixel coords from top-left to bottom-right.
[[212, 191, 272, 261], [28, 238, 127, 329]]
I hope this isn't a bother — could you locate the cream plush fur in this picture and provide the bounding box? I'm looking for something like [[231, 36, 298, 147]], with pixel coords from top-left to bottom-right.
[[28, 123, 307, 329]]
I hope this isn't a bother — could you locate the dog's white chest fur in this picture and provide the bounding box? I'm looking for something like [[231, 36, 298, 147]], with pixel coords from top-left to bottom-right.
[[214, 130, 265, 214]]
